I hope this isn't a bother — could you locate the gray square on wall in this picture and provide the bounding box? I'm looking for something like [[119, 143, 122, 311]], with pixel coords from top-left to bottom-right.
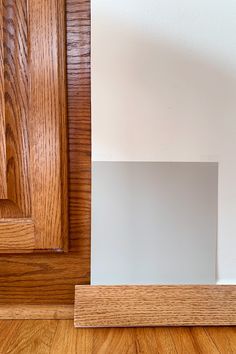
[[92, 162, 218, 285]]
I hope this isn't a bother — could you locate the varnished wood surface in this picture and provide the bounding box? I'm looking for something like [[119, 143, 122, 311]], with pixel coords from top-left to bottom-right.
[[0, 0, 68, 251], [0, 305, 73, 319], [0, 219, 34, 250], [0, 253, 89, 304], [0, 0, 6, 199], [29, 0, 68, 249], [0, 320, 235, 353], [75, 285, 236, 327], [4, 0, 31, 217], [0, 0, 90, 303], [67, 0, 91, 253]]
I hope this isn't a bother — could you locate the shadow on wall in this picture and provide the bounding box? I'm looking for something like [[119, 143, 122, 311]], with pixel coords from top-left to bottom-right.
[[93, 16, 236, 160]]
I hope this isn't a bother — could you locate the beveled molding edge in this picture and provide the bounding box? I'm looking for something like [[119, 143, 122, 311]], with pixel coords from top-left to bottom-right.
[[74, 285, 236, 328], [0, 304, 74, 320]]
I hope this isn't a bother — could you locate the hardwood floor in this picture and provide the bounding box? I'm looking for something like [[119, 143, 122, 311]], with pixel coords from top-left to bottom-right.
[[0, 320, 235, 353]]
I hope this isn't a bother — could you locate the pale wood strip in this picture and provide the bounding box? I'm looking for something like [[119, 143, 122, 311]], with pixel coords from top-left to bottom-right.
[[75, 285, 236, 327], [0, 305, 73, 319], [29, 0, 67, 249], [0, 0, 7, 199], [0, 219, 35, 249]]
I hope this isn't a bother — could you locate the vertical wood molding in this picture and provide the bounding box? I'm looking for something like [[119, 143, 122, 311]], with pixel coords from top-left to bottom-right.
[[58, 0, 69, 252], [29, 0, 68, 249], [0, 0, 7, 199], [4, 0, 31, 216]]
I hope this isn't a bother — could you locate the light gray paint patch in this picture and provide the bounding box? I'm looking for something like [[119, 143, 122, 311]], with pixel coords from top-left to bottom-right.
[[92, 162, 218, 285]]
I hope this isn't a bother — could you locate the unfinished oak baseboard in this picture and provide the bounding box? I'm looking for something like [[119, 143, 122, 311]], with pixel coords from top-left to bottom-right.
[[74, 285, 236, 327], [0, 305, 74, 319]]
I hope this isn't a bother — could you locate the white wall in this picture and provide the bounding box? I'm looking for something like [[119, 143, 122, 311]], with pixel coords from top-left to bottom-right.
[[92, 0, 236, 283]]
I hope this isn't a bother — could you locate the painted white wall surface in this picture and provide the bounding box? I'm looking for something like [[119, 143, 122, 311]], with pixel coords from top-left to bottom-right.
[[92, 0, 236, 283]]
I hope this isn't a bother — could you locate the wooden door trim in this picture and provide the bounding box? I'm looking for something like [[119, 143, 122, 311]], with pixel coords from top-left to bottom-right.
[[0, 0, 68, 252], [0, 304, 73, 319], [74, 285, 236, 327], [0, 0, 91, 307]]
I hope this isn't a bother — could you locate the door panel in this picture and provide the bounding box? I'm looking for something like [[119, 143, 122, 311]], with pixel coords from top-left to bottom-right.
[[0, 0, 68, 252], [0, 219, 34, 251], [0, 0, 91, 305]]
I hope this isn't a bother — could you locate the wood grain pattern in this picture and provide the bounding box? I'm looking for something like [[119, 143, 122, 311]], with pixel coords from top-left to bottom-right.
[[75, 285, 236, 327], [206, 327, 236, 353], [0, 199, 23, 218], [0, 0, 6, 199], [58, 0, 69, 252], [0, 253, 89, 304], [0, 305, 73, 319], [0, 0, 68, 251], [0, 219, 34, 250], [4, 0, 31, 216], [0, 0, 90, 303], [189, 327, 219, 353], [0, 321, 236, 354], [29, 0, 67, 249], [67, 0, 91, 253], [0, 320, 58, 354]]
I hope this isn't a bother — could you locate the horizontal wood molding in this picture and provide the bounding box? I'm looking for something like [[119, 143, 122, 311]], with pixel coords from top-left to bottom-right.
[[0, 220, 35, 250], [0, 304, 73, 319], [75, 285, 236, 327]]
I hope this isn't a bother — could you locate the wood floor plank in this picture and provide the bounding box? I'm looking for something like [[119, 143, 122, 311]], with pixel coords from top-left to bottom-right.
[[134, 328, 177, 354], [0, 320, 23, 353], [169, 327, 199, 353], [50, 320, 79, 354], [190, 327, 220, 353], [92, 328, 136, 354], [206, 327, 236, 354], [0, 320, 57, 354], [0, 320, 235, 353], [74, 328, 94, 354]]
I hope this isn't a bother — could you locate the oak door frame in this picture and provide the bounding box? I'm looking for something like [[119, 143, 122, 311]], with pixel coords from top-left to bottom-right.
[[0, 0, 68, 252], [0, 0, 91, 311]]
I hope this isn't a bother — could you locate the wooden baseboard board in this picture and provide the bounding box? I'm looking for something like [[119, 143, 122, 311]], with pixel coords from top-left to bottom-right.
[[74, 285, 236, 327], [0, 305, 74, 319]]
